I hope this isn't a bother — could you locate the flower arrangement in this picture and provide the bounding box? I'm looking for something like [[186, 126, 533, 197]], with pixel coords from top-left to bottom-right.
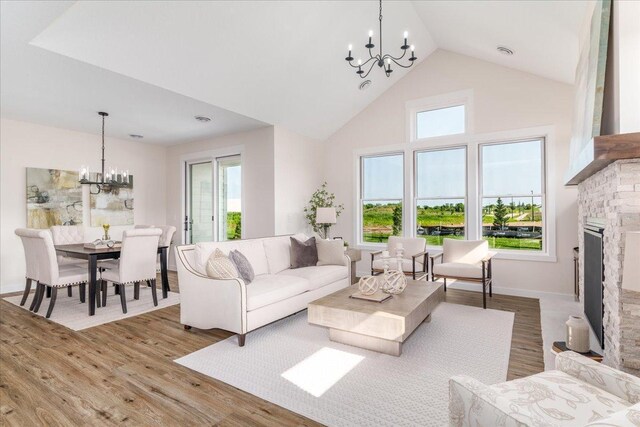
[[303, 182, 344, 235], [102, 223, 110, 241]]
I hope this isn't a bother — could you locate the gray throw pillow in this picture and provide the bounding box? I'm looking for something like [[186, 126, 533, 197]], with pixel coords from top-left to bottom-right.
[[290, 237, 318, 269], [229, 250, 255, 284]]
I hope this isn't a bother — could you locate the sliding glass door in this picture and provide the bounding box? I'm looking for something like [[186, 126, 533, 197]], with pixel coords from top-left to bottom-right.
[[184, 155, 242, 244]]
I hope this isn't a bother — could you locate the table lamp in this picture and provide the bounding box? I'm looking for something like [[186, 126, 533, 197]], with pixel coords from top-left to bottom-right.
[[316, 207, 337, 239]]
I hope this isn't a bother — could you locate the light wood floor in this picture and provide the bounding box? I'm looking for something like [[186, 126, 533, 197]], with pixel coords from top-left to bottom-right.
[[0, 272, 543, 426]]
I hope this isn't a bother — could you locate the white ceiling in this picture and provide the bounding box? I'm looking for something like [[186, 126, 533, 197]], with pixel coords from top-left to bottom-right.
[[0, 1, 267, 145], [412, 0, 592, 84], [2, 1, 591, 143]]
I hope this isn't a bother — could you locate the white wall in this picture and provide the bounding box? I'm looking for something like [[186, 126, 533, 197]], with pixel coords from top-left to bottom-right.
[[273, 126, 324, 235], [614, 0, 640, 134], [0, 118, 167, 294], [324, 49, 578, 297], [165, 126, 275, 267]]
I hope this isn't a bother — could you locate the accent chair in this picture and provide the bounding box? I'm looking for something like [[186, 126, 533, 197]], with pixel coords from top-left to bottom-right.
[[371, 236, 428, 280], [430, 238, 495, 308]]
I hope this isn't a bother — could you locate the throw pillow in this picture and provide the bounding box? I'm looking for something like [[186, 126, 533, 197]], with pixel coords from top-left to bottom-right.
[[290, 236, 318, 269], [229, 250, 255, 284], [316, 238, 345, 266], [205, 248, 239, 279]]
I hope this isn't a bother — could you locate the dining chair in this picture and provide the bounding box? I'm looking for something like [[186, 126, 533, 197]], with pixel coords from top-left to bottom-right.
[[101, 228, 162, 314], [51, 225, 89, 299], [30, 230, 89, 318], [135, 224, 176, 267], [15, 228, 40, 307]]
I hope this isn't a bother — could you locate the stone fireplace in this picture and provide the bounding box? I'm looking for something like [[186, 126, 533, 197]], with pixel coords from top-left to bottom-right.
[[577, 159, 640, 375]]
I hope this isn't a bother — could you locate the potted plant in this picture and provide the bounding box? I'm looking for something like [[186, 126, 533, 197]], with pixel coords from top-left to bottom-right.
[[304, 182, 344, 239]]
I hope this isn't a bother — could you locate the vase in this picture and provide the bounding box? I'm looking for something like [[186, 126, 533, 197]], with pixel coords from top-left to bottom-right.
[[565, 315, 590, 353]]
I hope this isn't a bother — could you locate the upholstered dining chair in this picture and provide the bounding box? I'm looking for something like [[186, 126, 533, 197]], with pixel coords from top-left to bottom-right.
[[430, 238, 496, 309], [101, 228, 162, 314], [135, 224, 176, 269], [51, 225, 86, 265], [371, 236, 429, 280], [29, 229, 89, 318], [15, 228, 41, 308]]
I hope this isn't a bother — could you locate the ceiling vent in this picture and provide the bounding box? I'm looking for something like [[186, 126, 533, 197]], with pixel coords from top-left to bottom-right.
[[497, 46, 514, 56], [195, 115, 212, 122]]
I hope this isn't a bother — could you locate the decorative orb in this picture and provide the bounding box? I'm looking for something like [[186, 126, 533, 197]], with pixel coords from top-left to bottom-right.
[[358, 275, 379, 295], [382, 270, 407, 294]]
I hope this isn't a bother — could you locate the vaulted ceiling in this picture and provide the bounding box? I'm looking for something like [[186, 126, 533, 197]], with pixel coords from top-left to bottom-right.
[[1, 1, 592, 144]]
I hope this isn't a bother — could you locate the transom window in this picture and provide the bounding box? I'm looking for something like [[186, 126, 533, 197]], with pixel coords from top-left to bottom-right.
[[416, 105, 465, 139], [360, 153, 404, 243], [415, 147, 467, 246], [480, 139, 545, 251]]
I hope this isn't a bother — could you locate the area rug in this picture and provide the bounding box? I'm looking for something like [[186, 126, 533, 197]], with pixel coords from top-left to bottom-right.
[[175, 302, 514, 427], [3, 286, 180, 331]]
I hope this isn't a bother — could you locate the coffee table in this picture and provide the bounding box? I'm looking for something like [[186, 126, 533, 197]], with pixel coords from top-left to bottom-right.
[[308, 280, 444, 356]]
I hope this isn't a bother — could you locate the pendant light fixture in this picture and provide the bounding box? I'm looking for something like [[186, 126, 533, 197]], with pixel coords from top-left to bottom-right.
[[79, 112, 130, 191], [344, 0, 416, 79]]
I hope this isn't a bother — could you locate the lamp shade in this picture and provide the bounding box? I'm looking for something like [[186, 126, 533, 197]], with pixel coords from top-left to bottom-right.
[[316, 207, 337, 224]]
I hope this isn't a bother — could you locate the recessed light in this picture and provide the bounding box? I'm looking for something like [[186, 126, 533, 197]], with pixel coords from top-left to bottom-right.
[[195, 115, 212, 122], [497, 46, 514, 56], [359, 80, 372, 91], [129, 134, 144, 139]]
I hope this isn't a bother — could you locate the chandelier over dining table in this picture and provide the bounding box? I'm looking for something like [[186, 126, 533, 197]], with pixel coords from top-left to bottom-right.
[[344, 0, 417, 79], [78, 112, 130, 190]]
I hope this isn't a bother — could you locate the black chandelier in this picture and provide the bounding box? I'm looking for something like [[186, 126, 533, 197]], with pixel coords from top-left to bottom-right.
[[345, 0, 416, 79], [78, 112, 130, 191]]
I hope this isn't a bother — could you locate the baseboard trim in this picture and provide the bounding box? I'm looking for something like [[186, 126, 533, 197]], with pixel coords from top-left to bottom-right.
[[355, 270, 574, 300], [1, 283, 25, 295]]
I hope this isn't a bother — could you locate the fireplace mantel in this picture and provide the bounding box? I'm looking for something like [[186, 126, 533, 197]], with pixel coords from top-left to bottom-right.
[[565, 132, 640, 185]]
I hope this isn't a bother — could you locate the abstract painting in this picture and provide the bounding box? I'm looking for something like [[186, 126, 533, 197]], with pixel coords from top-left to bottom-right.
[[89, 177, 134, 226], [568, 0, 611, 164], [26, 167, 83, 228]]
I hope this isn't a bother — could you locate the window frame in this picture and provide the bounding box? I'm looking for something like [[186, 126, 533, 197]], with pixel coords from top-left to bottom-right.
[[413, 145, 468, 244], [357, 151, 405, 247], [478, 138, 547, 254]]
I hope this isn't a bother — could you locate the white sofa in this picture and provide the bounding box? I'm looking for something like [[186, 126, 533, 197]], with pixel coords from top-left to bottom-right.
[[175, 234, 351, 346], [449, 351, 640, 427]]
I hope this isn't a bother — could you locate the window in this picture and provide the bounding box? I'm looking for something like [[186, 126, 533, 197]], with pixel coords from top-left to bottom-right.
[[217, 155, 242, 241], [416, 105, 465, 139], [360, 153, 404, 244], [415, 147, 466, 246], [480, 139, 545, 251]]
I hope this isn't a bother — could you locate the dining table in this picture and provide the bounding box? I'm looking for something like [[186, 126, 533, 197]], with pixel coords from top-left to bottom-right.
[[54, 243, 170, 316]]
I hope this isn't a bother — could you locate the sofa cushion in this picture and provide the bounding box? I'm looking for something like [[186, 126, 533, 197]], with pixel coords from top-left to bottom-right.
[[432, 262, 482, 279], [195, 239, 270, 276], [316, 239, 345, 266], [229, 250, 254, 284], [373, 258, 423, 273], [290, 236, 318, 269], [490, 370, 632, 426], [246, 275, 311, 311], [278, 265, 348, 290], [585, 403, 640, 426], [206, 249, 239, 279], [263, 234, 307, 274]]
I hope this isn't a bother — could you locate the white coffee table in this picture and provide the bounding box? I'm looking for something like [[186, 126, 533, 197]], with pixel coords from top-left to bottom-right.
[[308, 280, 444, 356]]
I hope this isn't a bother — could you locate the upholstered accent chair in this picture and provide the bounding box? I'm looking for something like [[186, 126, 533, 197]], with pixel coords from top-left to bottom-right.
[[430, 239, 495, 308], [449, 351, 640, 427], [371, 236, 428, 280], [101, 228, 162, 313], [27, 229, 89, 318]]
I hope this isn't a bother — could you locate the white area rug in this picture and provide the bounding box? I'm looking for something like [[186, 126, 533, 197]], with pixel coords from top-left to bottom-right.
[[539, 296, 601, 370], [3, 286, 180, 331], [176, 302, 514, 427]]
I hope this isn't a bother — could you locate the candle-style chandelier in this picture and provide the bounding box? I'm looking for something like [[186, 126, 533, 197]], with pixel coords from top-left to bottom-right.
[[78, 112, 130, 192], [344, 0, 417, 79]]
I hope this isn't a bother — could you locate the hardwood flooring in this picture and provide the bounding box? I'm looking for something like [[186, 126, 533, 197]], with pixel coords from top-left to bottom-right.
[[0, 272, 543, 426]]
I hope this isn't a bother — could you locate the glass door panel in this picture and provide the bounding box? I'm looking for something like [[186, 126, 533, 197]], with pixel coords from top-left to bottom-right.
[[218, 156, 242, 241], [188, 161, 213, 243]]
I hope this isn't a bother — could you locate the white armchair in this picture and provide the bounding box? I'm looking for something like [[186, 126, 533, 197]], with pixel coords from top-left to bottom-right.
[[371, 236, 428, 280], [430, 239, 495, 308], [449, 351, 640, 427]]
